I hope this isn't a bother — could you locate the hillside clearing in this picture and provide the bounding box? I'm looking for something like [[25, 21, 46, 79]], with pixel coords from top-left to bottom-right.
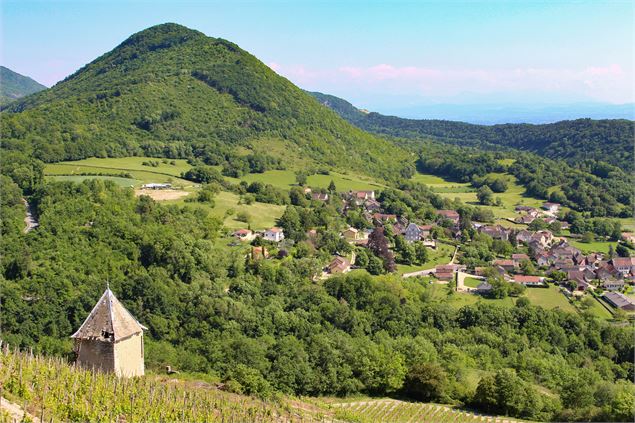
[[135, 189, 191, 201]]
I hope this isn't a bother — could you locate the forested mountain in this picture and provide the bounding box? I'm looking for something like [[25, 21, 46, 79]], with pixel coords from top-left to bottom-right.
[[1, 24, 410, 181], [310, 92, 634, 173], [0, 66, 46, 106]]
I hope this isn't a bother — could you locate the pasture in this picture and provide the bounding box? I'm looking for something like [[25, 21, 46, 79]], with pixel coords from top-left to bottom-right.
[[46, 175, 141, 187], [396, 243, 455, 275], [413, 171, 544, 219], [45, 157, 193, 186], [524, 285, 576, 313], [240, 169, 384, 191], [170, 191, 285, 230]]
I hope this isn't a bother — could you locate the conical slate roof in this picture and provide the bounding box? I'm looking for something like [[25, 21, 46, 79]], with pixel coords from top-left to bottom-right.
[[71, 288, 146, 342]]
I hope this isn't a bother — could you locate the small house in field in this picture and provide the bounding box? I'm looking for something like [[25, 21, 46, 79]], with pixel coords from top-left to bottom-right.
[[251, 246, 269, 260], [342, 227, 361, 241], [513, 275, 546, 286], [327, 256, 351, 274], [435, 210, 460, 225], [141, 183, 171, 190], [233, 229, 254, 241], [435, 264, 457, 281], [542, 202, 561, 214], [71, 288, 146, 377], [311, 192, 329, 202], [493, 259, 516, 272], [264, 227, 285, 242]]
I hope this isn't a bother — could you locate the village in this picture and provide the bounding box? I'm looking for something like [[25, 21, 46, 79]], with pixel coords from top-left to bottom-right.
[[228, 188, 635, 316]]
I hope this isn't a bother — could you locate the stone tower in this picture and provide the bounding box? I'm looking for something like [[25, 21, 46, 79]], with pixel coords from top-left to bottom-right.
[[71, 288, 146, 377]]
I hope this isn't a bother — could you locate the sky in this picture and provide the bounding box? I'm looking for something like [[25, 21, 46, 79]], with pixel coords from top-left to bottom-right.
[[1, 0, 633, 117]]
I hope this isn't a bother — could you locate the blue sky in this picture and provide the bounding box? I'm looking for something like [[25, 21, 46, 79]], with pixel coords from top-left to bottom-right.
[[1, 0, 633, 113]]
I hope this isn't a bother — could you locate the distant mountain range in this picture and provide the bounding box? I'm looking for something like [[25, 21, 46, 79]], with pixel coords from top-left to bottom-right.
[[309, 91, 634, 172], [0, 66, 47, 106], [375, 102, 635, 125]]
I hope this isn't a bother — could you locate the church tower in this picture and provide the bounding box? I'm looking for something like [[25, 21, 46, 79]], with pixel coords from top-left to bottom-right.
[[71, 288, 146, 377]]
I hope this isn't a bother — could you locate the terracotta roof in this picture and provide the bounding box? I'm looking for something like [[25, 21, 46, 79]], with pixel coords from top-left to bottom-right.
[[436, 210, 459, 218], [512, 254, 530, 261], [267, 227, 283, 233], [514, 275, 544, 283], [71, 289, 145, 342], [612, 257, 635, 267]]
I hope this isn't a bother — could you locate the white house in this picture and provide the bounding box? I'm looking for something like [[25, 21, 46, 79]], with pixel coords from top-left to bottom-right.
[[264, 227, 285, 242], [542, 202, 561, 214]]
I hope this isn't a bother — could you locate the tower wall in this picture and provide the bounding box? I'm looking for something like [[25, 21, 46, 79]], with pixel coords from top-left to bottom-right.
[[75, 339, 115, 373], [114, 332, 144, 377]]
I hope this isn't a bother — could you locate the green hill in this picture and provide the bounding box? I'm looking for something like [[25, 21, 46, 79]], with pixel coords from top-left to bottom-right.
[[0, 66, 46, 106], [1, 24, 409, 181], [310, 91, 634, 173]]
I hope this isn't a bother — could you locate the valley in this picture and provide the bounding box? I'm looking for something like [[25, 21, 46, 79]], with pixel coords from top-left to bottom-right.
[[1, 21, 633, 423]]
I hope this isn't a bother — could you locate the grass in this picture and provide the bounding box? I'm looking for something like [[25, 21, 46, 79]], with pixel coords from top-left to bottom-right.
[[524, 285, 576, 313], [240, 169, 384, 191], [618, 217, 635, 231], [45, 160, 192, 186], [463, 277, 482, 288], [170, 191, 285, 230], [413, 171, 545, 220], [46, 175, 141, 187], [396, 243, 454, 275], [582, 296, 614, 319], [568, 239, 618, 254]]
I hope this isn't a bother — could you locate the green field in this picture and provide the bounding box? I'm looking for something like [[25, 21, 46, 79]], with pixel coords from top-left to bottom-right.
[[45, 157, 193, 186], [413, 171, 544, 220], [171, 191, 285, 230], [524, 285, 576, 313], [582, 296, 614, 319], [240, 169, 384, 191], [463, 277, 482, 288], [46, 175, 141, 187], [568, 239, 618, 254], [396, 243, 454, 275]]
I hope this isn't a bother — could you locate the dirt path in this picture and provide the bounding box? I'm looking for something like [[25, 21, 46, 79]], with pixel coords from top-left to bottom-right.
[[135, 189, 190, 201], [1, 397, 40, 423], [22, 199, 39, 233]]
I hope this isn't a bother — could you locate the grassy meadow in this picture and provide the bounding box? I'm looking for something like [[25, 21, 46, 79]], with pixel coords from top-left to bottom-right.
[[396, 243, 455, 275], [171, 191, 285, 231]]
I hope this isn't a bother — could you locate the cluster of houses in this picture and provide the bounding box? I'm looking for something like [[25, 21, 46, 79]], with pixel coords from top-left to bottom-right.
[[233, 227, 285, 243], [230, 189, 635, 312], [513, 202, 569, 229]]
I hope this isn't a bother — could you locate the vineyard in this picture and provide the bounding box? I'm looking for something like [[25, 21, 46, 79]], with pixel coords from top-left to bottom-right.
[[0, 347, 331, 422], [330, 399, 525, 423], [0, 347, 531, 423]]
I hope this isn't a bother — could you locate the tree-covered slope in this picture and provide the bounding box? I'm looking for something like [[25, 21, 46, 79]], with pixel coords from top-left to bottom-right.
[[1, 24, 410, 181], [310, 92, 634, 172], [0, 66, 46, 106]]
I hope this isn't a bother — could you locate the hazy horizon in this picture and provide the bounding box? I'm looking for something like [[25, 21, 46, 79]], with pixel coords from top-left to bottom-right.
[[2, 0, 633, 123]]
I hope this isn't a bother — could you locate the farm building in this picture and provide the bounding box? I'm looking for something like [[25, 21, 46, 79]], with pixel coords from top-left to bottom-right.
[[264, 227, 285, 242], [71, 288, 146, 377], [141, 183, 171, 189], [603, 292, 635, 312]]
